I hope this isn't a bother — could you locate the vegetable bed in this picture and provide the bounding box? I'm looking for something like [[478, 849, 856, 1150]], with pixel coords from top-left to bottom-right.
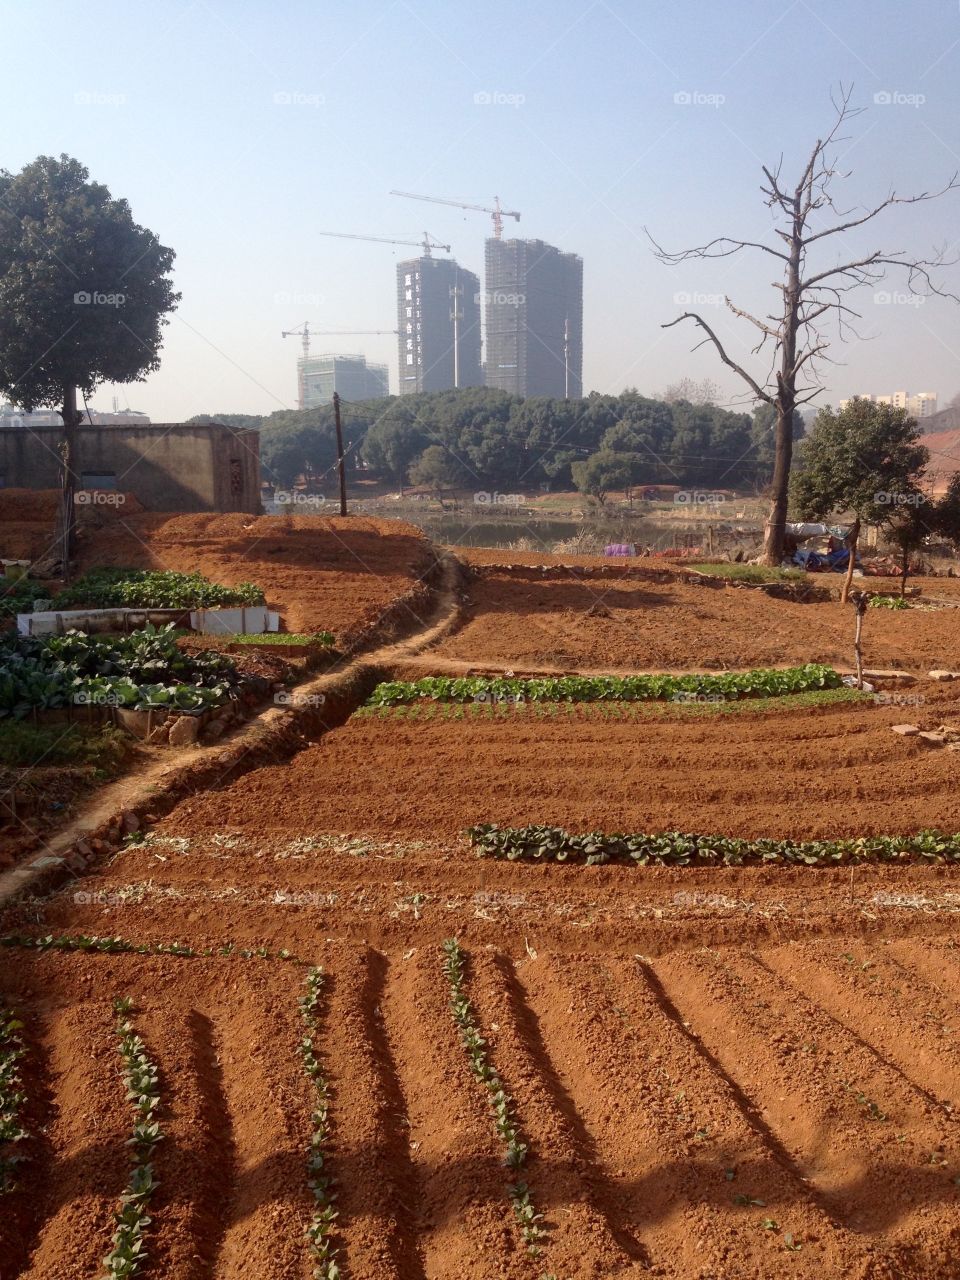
[[0, 624, 249, 719], [365, 664, 842, 707], [467, 824, 960, 867]]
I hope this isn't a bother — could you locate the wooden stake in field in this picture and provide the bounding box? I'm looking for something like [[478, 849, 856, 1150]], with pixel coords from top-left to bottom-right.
[[333, 391, 348, 517], [851, 590, 868, 689]]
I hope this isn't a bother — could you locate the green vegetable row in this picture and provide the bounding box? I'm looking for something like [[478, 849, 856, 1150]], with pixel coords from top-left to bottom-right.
[[0, 1008, 28, 1194], [366, 665, 842, 707], [0, 933, 301, 961], [101, 999, 163, 1279], [466, 824, 960, 867], [299, 969, 341, 1280], [442, 938, 545, 1256], [55, 568, 264, 612]]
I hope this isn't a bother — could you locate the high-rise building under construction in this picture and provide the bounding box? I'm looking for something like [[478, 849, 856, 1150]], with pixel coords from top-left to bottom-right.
[[396, 256, 482, 395], [483, 238, 583, 398]]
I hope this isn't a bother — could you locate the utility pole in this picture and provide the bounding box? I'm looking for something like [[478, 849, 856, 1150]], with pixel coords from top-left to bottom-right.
[[563, 316, 571, 399], [450, 280, 463, 388], [333, 391, 347, 516]]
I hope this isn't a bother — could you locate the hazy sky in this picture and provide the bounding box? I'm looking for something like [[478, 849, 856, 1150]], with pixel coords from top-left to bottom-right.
[[6, 0, 960, 419]]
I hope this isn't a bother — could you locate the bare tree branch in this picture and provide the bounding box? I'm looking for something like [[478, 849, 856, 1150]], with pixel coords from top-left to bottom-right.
[[661, 312, 773, 403]]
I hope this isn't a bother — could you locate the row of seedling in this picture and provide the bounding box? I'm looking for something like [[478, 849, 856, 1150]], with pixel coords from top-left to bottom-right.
[[441, 938, 545, 1256], [101, 998, 163, 1279], [298, 968, 341, 1280], [0, 933, 301, 963], [0, 1007, 29, 1193]]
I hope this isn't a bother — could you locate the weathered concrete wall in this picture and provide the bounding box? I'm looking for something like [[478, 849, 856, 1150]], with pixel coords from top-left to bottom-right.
[[0, 422, 260, 513]]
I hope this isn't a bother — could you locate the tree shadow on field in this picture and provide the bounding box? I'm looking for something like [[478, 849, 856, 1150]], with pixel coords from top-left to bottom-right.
[[469, 576, 670, 619], [17, 1143, 960, 1270]]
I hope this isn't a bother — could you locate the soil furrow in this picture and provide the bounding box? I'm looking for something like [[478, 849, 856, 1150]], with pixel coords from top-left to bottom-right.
[[15, 1000, 129, 1280], [466, 951, 646, 1277], [356, 948, 430, 1280], [654, 947, 960, 1272], [203, 978, 310, 1279], [375, 946, 529, 1279], [591, 956, 857, 1278], [762, 941, 960, 1117]]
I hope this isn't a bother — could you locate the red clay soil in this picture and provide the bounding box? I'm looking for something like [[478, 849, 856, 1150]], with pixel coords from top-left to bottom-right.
[[154, 690, 960, 845], [7, 926, 960, 1275], [0, 504, 432, 638], [66, 512, 433, 637], [0, 489, 143, 562], [438, 564, 960, 672]]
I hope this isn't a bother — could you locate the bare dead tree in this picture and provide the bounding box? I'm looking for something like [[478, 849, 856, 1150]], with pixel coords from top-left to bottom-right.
[[647, 87, 960, 565]]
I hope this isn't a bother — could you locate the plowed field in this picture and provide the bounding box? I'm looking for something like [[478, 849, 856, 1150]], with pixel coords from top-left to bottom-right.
[[7, 538, 960, 1276], [7, 928, 960, 1278], [439, 565, 960, 673], [153, 689, 960, 843]]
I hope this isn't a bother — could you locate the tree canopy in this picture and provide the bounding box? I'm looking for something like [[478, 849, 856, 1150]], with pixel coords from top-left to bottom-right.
[[0, 154, 179, 413], [225, 386, 786, 498]]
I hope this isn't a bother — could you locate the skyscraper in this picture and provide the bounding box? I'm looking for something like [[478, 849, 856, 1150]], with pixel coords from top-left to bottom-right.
[[483, 238, 583, 398], [397, 256, 482, 395]]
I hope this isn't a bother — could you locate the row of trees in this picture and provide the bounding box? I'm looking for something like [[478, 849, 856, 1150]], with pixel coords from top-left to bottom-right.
[[198, 389, 804, 498]]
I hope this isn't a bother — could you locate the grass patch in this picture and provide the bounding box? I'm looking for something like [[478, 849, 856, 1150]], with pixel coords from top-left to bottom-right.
[[230, 631, 334, 647], [689, 562, 807, 583], [0, 722, 132, 771]]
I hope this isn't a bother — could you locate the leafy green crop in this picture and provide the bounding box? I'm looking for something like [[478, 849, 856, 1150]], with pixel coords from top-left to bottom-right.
[[0, 1009, 29, 1193], [366, 665, 841, 708], [55, 568, 264, 611], [0, 624, 245, 719], [467, 825, 960, 868], [298, 968, 341, 1280], [442, 938, 545, 1255], [0, 577, 48, 619], [868, 595, 910, 610], [101, 999, 163, 1279]]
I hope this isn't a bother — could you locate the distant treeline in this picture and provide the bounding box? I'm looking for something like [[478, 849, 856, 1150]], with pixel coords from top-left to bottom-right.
[[187, 388, 804, 497]]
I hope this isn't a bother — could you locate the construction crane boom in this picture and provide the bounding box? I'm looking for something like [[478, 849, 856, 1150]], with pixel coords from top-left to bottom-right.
[[318, 230, 450, 256], [389, 190, 521, 239], [281, 321, 312, 359], [311, 329, 398, 335]]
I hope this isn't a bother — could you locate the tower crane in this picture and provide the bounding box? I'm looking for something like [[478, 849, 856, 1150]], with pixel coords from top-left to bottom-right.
[[389, 191, 520, 239], [281, 321, 312, 359], [317, 230, 450, 256], [310, 329, 399, 335]]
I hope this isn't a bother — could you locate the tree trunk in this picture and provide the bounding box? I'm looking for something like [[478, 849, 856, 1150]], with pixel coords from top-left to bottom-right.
[[54, 386, 82, 580], [840, 516, 860, 605], [762, 399, 795, 565], [900, 542, 909, 598]]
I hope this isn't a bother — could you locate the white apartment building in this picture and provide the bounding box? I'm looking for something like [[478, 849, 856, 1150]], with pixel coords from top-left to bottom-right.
[[838, 391, 938, 419]]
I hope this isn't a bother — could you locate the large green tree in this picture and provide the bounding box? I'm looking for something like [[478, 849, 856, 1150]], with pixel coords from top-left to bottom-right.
[[0, 154, 180, 567], [790, 398, 930, 601]]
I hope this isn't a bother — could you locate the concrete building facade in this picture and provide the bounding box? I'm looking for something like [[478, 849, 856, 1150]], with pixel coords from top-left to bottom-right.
[[0, 421, 260, 513], [483, 238, 583, 398], [397, 256, 482, 395], [839, 391, 939, 419], [298, 354, 389, 408]]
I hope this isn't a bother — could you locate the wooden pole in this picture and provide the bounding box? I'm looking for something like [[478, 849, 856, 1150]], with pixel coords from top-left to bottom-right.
[[852, 591, 867, 689], [333, 391, 347, 517]]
